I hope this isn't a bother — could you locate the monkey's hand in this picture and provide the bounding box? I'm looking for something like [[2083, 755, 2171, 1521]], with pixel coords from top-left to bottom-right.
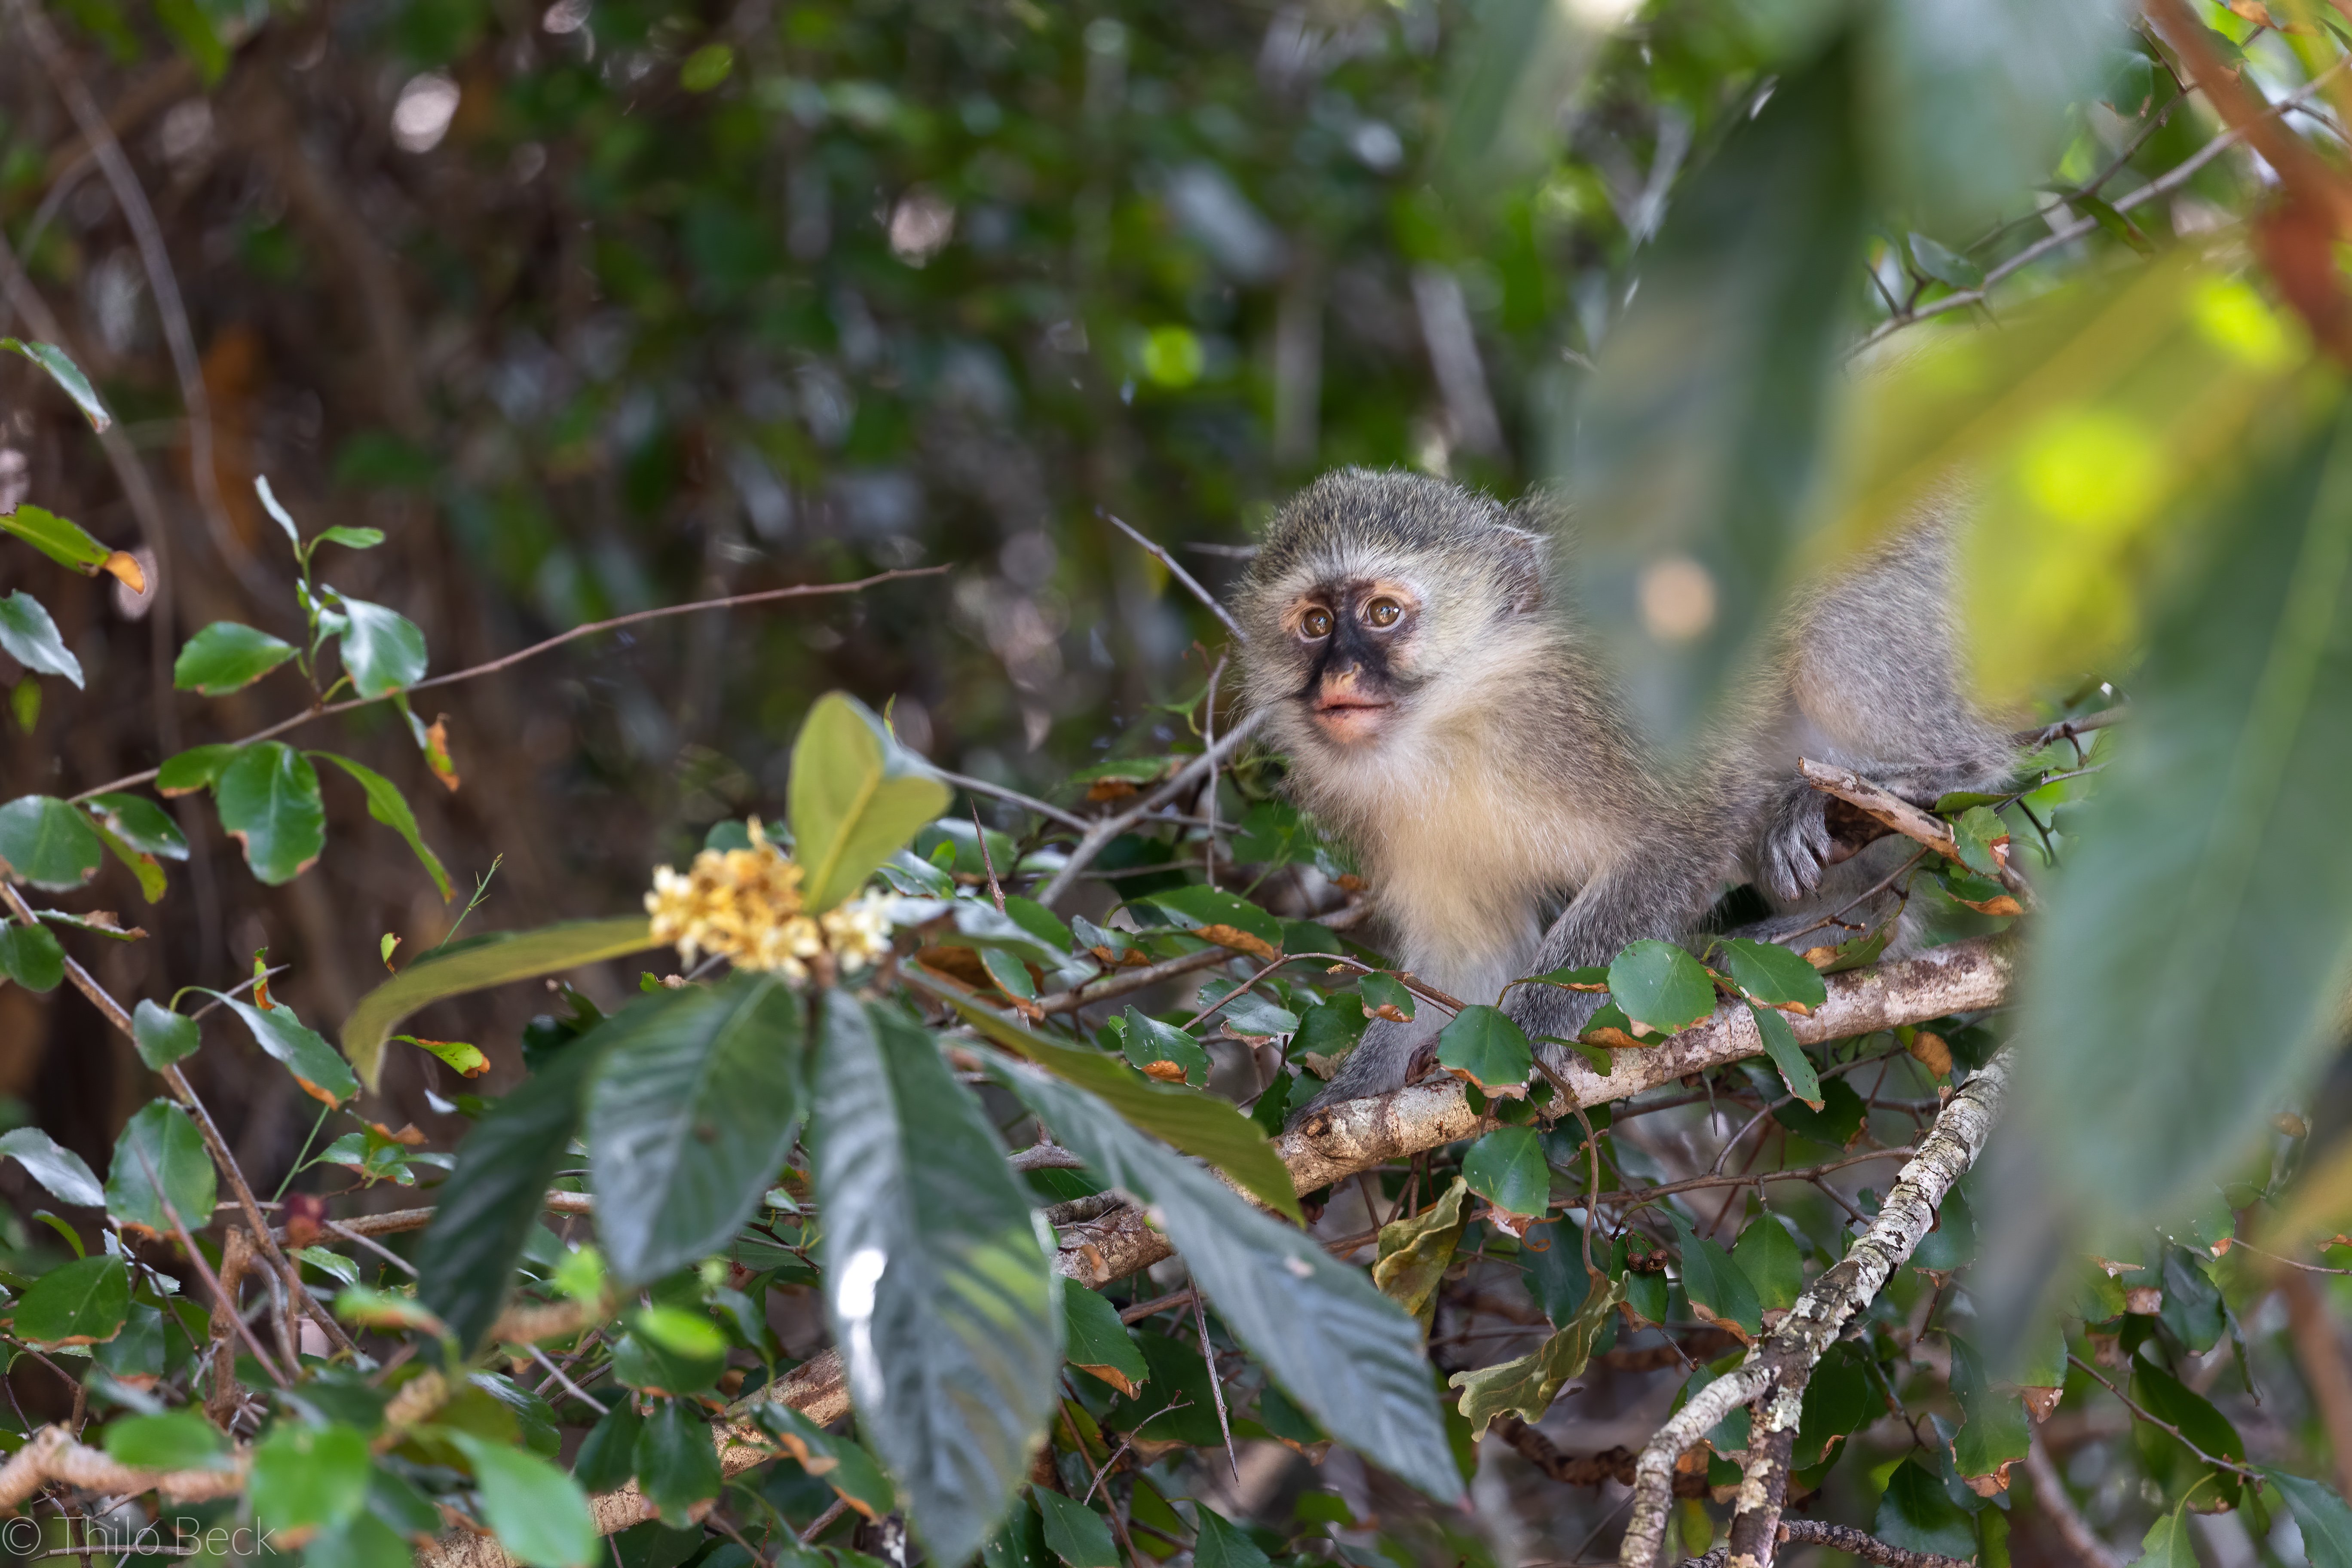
[[1286, 1014, 1442, 1125], [1758, 778, 1834, 903]]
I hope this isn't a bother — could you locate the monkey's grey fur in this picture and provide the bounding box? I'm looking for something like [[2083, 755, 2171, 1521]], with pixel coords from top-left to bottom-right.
[[1231, 469, 2017, 1112]]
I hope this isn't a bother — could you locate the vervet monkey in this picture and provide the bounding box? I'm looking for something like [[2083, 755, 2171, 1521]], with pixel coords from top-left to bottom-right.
[[1230, 469, 2017, 1109]]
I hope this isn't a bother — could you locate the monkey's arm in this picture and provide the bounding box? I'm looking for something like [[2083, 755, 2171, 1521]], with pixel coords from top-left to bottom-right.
[[1502, 848, 1733, 1050]]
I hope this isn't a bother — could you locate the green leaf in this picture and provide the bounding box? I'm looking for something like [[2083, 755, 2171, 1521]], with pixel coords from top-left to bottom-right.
[[1372, 1176, 1470, 1325], [307, 1507, 412, 1568], [1607, 940, 1717, 1038], [570, 1403, 642, 1492], [316, 526, 386, 551], [1, 340, 111, 429], [1874, 1456, 1976, 1559], [1775, 1075, 1865, 1147], [2018, 408, 2352, 1233], [1713, 937, 1827, 1011], [752, 1404, 896, 1520], [1031, 1489, 1118, 1568], [1194, 978, 1297, 1038], [1665, 1212, 1761, 1336], [12, 1253, 129, 1345], [328, 593, 428, 698], [992, 1055, 1462, 1504], [104, 1099, 216, 1237], [104, 1409, 231, 1470], [0, 591, 82, 687], [2131, 1361, 2244, 1505], [85, 794, 189, 860], [916, 977, 1298, 1221], [1190, 1506, 1275, 1568], [1001, 895, 1074, 954], [420, 1034, 608, 1354], [588, 974, 804, 1283], [1562, 41, 1867, 739], [2262, 1470, 2352, 1568], [341, 917, 659, 1090], [788, 692, 952, 912], [1436, 1005, 1535, 1094], [395, 1034, 489, 1077], [252, 1422, 372, 1532], [0, 1127, 104, 1207], [0, 921, 64, 992], [1449, 1277, 1626, 1430], [1520, 1214, 1592, 1326], [215, 742, 325, 885], [208, 990, 358, 1106], [980, 945, 1037, 1000], [1062, 1278, 1148, 1396], [445, 1431, 597, 1568], [1949, 805, 2007, 878], [1461, 1126, 1549, 1219], [810, 994, 1062, 1563], [129, 999, 199, 1071], [1907, 232, 1984, 290], [1749, 1002, 1823, 1109], [312, 752, 451, 898], [156, 745, 238, 796], [1357, 972, 1416, 1021], [1118, 1006, 1210, 1087], [173, 622, 298, 695], [0, 794, 104, 889], [633, 1399, 721, 1524], [1950, 1334, 2031, 1484], [1730, 1214, 1804, 1313], [1795, 1341, 1874, 1467], [1142, 885, 1284, 956], [2128, 1506, 2200, 1568]]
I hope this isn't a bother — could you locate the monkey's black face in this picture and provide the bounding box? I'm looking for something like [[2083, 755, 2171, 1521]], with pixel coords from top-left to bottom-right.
[[1284, 578, 1420, 747]]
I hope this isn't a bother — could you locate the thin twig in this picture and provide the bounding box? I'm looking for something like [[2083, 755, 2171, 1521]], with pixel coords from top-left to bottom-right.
[[929, 769, 1089, 831], [1101, 510, 1245, 642], [2025, 1429, 2126, 1568], [971, 803, 1008, 914], [1026, 907, 1373, 1016], [131, 1146, 288, 1390], [2066, 1352, 2261, 1478], [73, 568, 950, 801], [1191, 1290, 1240, 1483], [797, 1498, 848, 1546], [2014, 705, 2127, 750], [1031, 711, 1268, 907]]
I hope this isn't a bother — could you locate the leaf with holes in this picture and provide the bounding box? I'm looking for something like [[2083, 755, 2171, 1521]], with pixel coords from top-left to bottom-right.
[[1449, 1277, 1624, 1430], [789, 692, 951, 912], [0, 591, 80, 687]]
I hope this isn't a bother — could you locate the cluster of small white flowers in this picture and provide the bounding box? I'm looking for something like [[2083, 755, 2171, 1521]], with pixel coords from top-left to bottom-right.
[[643, 819, 897, 983]]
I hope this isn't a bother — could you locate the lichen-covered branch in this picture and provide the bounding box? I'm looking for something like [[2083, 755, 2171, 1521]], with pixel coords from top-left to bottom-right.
[[1622, 1052, 2012, 1568], [1692, 1518, 1974, 1568]]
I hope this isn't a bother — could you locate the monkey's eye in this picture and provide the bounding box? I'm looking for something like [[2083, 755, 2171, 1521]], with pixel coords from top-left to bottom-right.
[[1363, 597, 1403, 628], [1300, 606, 1334, 640]]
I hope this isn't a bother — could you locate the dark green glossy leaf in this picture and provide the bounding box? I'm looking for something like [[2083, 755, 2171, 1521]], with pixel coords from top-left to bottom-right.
[[103, 1409, 231, 1470], [1949, 1334, 2030, 1483], [811, 994, 1060, 1564], [132, 999, 200, 1070], [633, 1399, 721, 1524], [2263, 1470, 2352, 1568], [1, 340, 110, 429], [1031, 1489, 1118, 1568], [1142, 884, 1284, 955], [1117, 1007, 1210, 1088], [85, 794, 188, 859], [251, 1422, 372, 1531], [312, 753, 451, 899], [104, 1099, 216, 1238], [1666, 1212, 1760, 1336], [0, 794, 103, 889], [1461, 1126, 1548, 1218], [1607, 941, 1717, 1038], [1190, 1506, 1274, 1568], [156, 745, 238, 797], [752, 1403, 896, 1519], [789, 692, 950, 912], [2131, 1361, 2244, 1506], [328, 594, 428, 698], [1731, 1214, 1804, 1313], [173, 622, 298, 696], [0, 921, 63, 992], [13, 1253, 129, 1345], [1714, 937, 1827, 1011], [341, 917, 658, 1089], [208, 990, 357, 1106], [1874, 1456, 1975, 1559], [913, 973, 1297, 1221], [1774, 1076, 1865, 1147], [587, 974, 804, 1283], [571, 1403, 642, 1492], [1357, 973, 1415, 1022], [992, 1056, 1461, 1504], [1750, 1002, 1823, 1109], [445, 1430, 597, 1568], [1062, 1280, 1148, 1396], [0, 1127, 104, 1207], [420, 1034, 608, 1354], [215, 742, 325, 885], [0, 591, 81, 686], [1436, 1005, 1534, 1093]]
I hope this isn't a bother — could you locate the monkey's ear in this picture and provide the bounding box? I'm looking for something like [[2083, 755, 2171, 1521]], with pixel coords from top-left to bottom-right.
[[1496, 527, 1546, 614]]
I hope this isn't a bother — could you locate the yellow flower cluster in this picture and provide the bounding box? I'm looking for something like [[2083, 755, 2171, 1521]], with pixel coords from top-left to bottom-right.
[[644, 821, 894, 982]]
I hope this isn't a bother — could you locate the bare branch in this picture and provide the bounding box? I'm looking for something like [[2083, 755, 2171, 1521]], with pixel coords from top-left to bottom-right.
[[1695, 1519, 1975, 1568], [1101, 510, 1246, 642], [1030, 709, 1267, 906], [2026, 1429, 2127, 1568], [1800, 757, 2034, 907], [0, 1425, 249, 1509]]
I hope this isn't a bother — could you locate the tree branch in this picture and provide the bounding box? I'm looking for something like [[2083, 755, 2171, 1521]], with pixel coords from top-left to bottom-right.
[[1030, 710, 1267, 907], [0, 1425, 249, 1508], [1693, 1519, 1974, 1568], [1100, 510, 1245, 643], [1799, 757, 2034, 906], [2026, 1429, 2126, 1568]]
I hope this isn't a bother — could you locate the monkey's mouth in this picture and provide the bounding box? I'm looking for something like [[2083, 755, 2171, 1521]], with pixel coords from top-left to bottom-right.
[[1309, 696, 1393, 741]]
